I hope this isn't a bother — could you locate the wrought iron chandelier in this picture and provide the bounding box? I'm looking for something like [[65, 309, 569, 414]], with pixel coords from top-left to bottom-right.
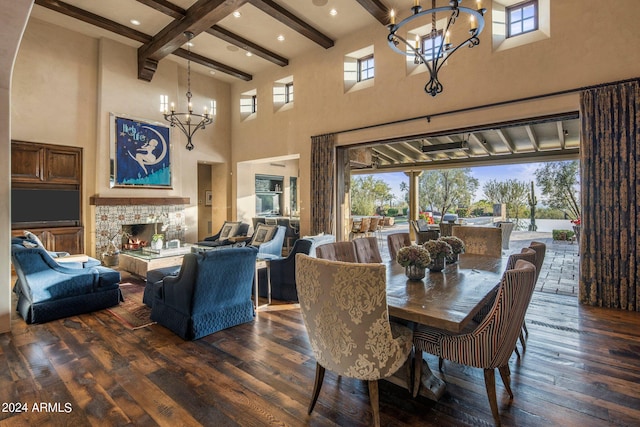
[[387, 0, 486, 97], [163, 31, 212, 151]]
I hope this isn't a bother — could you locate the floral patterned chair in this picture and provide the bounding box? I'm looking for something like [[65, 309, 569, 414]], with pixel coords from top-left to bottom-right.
[[295, 255, 413, 427], [412, 259, 537, 426], [452, 226, 503, 257]]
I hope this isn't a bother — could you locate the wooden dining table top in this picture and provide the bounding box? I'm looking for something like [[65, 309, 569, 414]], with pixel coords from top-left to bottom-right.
[[386, 254, 505, 333]]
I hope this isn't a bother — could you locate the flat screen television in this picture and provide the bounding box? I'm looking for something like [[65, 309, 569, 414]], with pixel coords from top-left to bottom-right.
[[12, 188, 81, 227]]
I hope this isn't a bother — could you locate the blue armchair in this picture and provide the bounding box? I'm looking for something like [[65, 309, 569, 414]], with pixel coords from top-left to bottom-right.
[[11, 237, 121, 324], [258, 238, 313, 302], [148, 246, 258, 340], [251, 225, 286, 258]]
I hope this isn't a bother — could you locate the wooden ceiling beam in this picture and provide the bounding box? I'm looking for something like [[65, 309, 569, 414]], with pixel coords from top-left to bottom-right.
[[355, 0, 392, 25], [35, 0, 151, 44], [496, 129, 518, 153], [35, 0, 253, 81], [248, 0, 334, 49], [525, 125, 540, 151], [138, 0, 250, 80], [173, 48, 251, 81], [137, 0, 288, 67], [557, 121, 566, 150]]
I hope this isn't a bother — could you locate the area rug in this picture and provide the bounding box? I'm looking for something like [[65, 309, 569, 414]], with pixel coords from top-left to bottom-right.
[[106, 282, 155, 329]]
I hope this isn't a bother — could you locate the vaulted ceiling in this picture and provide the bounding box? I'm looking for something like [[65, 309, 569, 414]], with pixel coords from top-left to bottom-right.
[[32, 0, 397, 83], [30, 0, 581, 167]]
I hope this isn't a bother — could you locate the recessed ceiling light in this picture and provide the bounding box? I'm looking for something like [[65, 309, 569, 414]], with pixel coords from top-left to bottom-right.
[[227, 45, 239, 52], [312, 0, 328, 5], [277, 34, 285, 42], [246, 51, 253, 57], [130, 19, 140, 26], [329, 8, 338, 16], [233, 11, 241, 18], [209, 70, 215, 75]]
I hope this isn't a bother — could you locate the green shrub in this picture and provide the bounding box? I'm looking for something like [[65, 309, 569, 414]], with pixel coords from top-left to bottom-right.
[[552, 229, 576, 241], [386, 208, 399, 216]]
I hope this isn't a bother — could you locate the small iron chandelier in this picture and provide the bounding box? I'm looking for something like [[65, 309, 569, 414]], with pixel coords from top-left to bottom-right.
[[162, 31, 212, 151], [388, 0, 486, 97]]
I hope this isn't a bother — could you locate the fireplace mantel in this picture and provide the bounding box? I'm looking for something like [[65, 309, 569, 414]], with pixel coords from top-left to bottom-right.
[[90, 196, 190, 206]]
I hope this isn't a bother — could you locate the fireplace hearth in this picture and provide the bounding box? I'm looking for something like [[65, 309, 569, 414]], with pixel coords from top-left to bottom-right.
[[121, 223, 163, 250]]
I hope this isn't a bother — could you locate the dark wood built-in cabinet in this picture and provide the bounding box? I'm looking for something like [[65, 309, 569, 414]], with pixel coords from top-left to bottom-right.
[[11, 140, 84, 254]]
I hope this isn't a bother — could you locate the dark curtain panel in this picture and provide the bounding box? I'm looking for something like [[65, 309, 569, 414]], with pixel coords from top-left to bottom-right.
[[310, 134, 336, 235], [580, 80, 639, 310]]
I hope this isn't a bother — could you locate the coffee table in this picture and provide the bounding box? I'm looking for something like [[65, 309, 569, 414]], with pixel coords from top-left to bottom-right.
[[119, 245, 193, 277]]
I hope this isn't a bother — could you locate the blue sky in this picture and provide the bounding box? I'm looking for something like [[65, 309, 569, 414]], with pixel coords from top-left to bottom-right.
[[369, 163, 543, 204]]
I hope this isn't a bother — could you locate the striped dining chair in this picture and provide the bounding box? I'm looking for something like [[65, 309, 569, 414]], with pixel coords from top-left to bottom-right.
[[507, 247, 538, 357], [524, 241, 546, 337], [412, 260, 537, 426], [295, 255, 413, 427]]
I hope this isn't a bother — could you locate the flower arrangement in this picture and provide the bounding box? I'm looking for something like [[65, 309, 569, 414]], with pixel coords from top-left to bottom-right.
[[396, 245, 432, 268], [423, 239, 453, 259], [571, 218, 581, 225], [439, 236, 465, 254]]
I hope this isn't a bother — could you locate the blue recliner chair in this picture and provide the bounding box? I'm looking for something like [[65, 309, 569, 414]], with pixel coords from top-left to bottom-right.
[[11, 237, 121, 324], [148, 246, 258, 340]]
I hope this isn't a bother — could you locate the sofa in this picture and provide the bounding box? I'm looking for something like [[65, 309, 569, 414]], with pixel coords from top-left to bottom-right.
[[147, 246, 258, 340], [11, 237, 121, 324]]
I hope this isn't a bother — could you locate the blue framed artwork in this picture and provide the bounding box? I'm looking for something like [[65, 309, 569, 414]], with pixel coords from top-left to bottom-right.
[[110, 114, 172, 188]]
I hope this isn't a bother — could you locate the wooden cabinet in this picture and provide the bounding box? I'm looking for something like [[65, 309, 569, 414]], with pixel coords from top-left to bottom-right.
[[11, 141, 81, 185], [11, 141, 84, 254], [12, 227, 84, 254]]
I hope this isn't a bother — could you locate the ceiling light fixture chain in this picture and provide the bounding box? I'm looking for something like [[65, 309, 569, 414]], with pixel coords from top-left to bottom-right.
[[162, 31, 213, 151], [388, 0, 486, 97]]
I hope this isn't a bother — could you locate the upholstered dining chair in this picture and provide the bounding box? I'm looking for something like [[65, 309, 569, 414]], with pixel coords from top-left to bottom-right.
[[452, 226, 503, 258], [315, 241, 357, 262], [295, 255, 413, 427], [506, 247, 538, 357], [412, 259, 537, 426], [351, 217, 371, 239], [387, 232, 411, 262], [524, 241, 547, 337], [353, 236, 383, 263], [410, 220, 439, 244]]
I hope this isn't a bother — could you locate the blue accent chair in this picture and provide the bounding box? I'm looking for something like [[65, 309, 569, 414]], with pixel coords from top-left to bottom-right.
[[196, 222, 250, 248], [258, 238, 313, 302], [11, 237, 121, 324], [252, 225, 286, 258], [148, 246, 258, 340]]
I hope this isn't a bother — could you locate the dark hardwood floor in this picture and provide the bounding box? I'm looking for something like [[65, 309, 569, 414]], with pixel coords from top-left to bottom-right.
[[2, 276, 640, 426]]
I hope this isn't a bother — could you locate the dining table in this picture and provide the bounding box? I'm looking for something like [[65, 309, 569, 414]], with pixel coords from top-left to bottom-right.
[[385, 254, 506, 400]]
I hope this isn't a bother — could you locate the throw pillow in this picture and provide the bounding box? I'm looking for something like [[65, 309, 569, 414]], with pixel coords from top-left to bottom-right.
[[219, 221, 240, 239], [23, 230, 45, 249], [250, 224, 276, 247]]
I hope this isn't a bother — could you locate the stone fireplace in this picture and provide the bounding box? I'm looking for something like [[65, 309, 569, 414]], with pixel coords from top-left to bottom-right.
[[91, 197, 188, 257]]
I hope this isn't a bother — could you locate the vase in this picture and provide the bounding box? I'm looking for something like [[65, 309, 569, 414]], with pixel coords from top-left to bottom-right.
[[151, 237, 163, 250], [446, 253, 459, 264], [428, 256, 446, 272], [405, 265, 426, 281]]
